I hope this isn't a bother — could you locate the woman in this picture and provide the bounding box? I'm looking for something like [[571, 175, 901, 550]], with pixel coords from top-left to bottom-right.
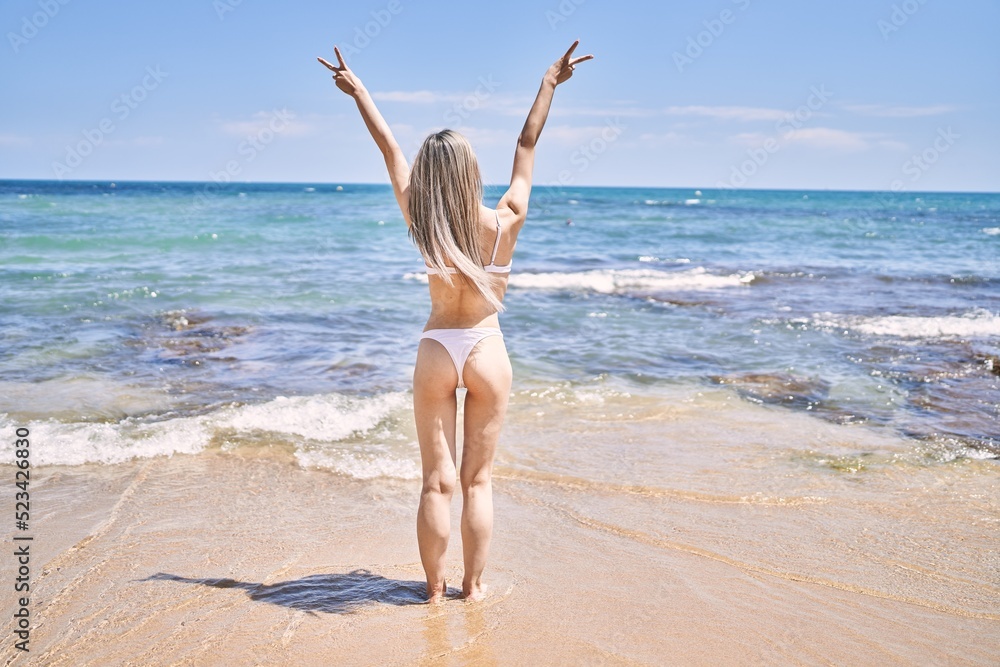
[[318, 41, 593, 603]]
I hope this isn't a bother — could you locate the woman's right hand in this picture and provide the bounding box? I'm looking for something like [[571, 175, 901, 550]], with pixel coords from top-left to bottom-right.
[[317, 46, 364, 97], [545, 40, 594, 86]]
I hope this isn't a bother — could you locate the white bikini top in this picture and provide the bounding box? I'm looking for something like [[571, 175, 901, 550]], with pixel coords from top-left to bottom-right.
[[425, 209, 512, 276]]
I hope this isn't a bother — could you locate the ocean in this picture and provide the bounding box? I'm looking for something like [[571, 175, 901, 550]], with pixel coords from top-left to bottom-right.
[[1, 180, 997, 468], [2, 180, 998, 664]]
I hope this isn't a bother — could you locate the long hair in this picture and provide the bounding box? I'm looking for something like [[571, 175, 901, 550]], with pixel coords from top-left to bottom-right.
[[408, 129, 505, 313]]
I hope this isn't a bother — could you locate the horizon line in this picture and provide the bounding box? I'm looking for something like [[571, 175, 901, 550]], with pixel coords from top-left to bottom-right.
[[1, 178, 998, 196]]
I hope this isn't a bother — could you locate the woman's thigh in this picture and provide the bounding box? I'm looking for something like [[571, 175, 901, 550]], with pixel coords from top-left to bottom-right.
[[460, 335, 512, 485], [413, 339, 459, 481]]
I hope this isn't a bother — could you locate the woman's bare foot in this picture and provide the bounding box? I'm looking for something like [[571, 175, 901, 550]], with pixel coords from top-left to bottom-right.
[[461, 581, 488, 602], [425, 579, 448, 604]]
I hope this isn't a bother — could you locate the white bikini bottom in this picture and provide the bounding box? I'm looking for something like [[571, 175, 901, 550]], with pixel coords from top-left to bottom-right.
[[419, 327, 503, 389]]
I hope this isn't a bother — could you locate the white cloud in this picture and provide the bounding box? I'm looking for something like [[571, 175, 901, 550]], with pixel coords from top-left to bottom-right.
[[371, 90, 535, 118], [876, 139, 909, 150], [371, 90, 449, 104], [729, 131, 771, 147], [664, 105, 788, 122], [667, 121, 706, 130], [370, 91, 652, 120], [541, 124, 624, 146], [366, 97, 815, 127], [102, 136, 167, 148], [131, 136, 165, 147], [387, 122, 417, 139], [842, 103, 958, 117], [729, 127, 894, 152], [220, 110, 312, 138], [549, 105, 654, 118], [0, 134, 31, 146], [637, 131, 688, 145], [781, 127, 871, 151]]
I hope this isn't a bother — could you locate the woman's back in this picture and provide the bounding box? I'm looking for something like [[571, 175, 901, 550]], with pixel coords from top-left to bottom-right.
[[423, 206, 518, 329]]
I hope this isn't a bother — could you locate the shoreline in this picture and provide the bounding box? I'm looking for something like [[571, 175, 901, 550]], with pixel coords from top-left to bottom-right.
[[2, 414, 997, 665]]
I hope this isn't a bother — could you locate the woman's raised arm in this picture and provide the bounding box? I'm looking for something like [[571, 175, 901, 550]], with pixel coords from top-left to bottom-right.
[[498, 40, 594, 226], [318, 46, 412, 226]]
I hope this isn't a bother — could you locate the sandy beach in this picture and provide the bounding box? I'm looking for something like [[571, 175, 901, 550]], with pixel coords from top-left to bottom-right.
[[3, 386, 997, 666]]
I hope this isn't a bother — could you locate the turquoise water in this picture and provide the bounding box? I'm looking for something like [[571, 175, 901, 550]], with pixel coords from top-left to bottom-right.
[[1, 180, 998, 465]]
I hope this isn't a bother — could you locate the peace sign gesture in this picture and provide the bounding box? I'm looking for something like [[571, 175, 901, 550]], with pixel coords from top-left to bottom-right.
[[547, 40, 594, 86], [317, 46, 363, 97]]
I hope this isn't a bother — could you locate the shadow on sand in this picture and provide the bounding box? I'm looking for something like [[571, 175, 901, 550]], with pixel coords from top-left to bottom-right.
[[139, 569, 458, 614]]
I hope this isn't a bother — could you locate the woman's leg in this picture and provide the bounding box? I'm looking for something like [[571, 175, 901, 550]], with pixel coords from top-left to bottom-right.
[[459, 335, 512, 601], [413, 339, 459, 602]]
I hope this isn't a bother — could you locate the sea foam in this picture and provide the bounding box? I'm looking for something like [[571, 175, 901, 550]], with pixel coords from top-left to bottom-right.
[[814, 309, 1000, 339], [295, 443, 420, 480], [508, 268, 754, 293], [3, 391, 412, 470], [405, 268, 753, 293]]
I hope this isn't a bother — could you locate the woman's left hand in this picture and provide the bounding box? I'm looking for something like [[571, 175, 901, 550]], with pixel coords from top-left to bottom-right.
[[546, 40, 594, 86], [317, 46, 363, 97]]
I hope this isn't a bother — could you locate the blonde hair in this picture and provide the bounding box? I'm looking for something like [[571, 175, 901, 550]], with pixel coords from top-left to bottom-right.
[[408, 129, 504, 313]]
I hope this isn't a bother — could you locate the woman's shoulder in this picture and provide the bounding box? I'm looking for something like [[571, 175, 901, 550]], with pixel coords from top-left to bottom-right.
[[483, 205, 517, 229]]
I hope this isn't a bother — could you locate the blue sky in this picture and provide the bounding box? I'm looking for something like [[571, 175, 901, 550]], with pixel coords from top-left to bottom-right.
[[1, 0, 997, 191]]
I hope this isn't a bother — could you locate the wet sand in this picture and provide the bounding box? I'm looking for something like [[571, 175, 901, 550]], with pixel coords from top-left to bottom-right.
[[2, 388, 999, 666]]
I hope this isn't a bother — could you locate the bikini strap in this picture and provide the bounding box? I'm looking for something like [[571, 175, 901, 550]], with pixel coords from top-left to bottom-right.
[[489, 209, 502, 265]]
